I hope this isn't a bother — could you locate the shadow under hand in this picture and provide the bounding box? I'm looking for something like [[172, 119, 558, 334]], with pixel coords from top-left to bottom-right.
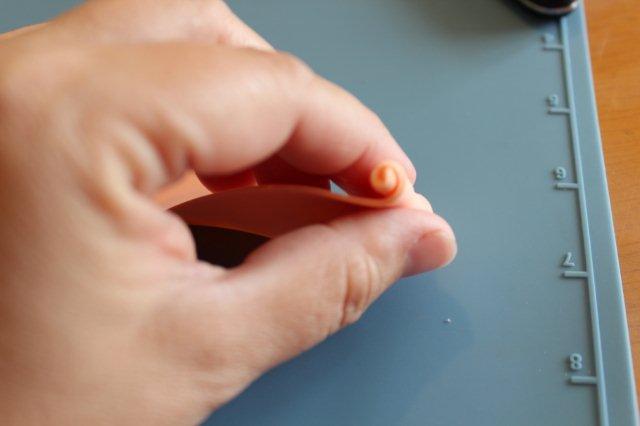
[[189, 225, 267, 268]]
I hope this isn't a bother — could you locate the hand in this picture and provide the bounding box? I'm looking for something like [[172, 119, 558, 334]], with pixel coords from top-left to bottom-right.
[[0, 1, 456, 424]]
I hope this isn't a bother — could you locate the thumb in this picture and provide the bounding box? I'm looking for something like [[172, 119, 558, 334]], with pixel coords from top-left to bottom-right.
[[193, 208, 455, 376]]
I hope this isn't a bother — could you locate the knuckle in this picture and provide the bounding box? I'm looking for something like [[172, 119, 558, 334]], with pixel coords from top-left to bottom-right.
[[194, 0, 228, 13], [204, 0, 232, 15], [340, 247, 381, 327], [192, 0, 224, 18], [0, 47, 78, 118], [271, 51, 313, 85], [0, 53, 39, 114], [0, 46, 105, 193], [316, 225, 381, 329], [188, 0, 236, 39]]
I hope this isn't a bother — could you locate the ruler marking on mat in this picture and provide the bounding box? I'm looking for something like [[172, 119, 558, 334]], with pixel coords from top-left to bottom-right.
[[542, 33, 564, 51], [546, 18, 609, 425], [555, 182, 579, 190], [563, 270, 589, 279], [570, 375, 599, 386]]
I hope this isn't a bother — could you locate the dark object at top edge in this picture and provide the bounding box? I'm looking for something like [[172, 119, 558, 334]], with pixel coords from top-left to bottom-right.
[[516, 0, 580, 16]]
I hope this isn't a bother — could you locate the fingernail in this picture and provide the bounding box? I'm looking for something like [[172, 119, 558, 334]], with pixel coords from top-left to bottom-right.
[[404, 229, 457, 276]]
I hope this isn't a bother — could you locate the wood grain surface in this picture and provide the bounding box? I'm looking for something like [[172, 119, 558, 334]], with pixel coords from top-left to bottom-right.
[[586, 0, 640, 399]]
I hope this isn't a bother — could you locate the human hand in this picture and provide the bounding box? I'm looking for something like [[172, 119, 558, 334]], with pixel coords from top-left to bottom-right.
[[0, 1, 456, 424]]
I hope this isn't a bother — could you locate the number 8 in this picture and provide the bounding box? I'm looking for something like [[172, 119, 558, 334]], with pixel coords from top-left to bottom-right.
[[569, 353, 583, 371]]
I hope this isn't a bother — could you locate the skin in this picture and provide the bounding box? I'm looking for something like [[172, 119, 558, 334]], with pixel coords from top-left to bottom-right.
[[0, 1, 457, 425]]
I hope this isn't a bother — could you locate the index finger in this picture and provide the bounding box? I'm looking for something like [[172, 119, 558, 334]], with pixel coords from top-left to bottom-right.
[[198, 74, 416, 196], [275, 75, 417, 194], [73, 44, 415, 198]]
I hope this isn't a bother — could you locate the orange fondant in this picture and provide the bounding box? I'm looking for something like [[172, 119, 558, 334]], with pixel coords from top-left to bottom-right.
[[169, 161, 410, 238]]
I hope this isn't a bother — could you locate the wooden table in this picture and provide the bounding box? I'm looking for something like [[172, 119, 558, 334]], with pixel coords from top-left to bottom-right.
[[586, 0, 640, 399]]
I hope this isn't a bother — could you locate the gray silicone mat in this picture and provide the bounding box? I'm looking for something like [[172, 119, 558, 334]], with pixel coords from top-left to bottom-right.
[[3, 1, 637, 425]]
